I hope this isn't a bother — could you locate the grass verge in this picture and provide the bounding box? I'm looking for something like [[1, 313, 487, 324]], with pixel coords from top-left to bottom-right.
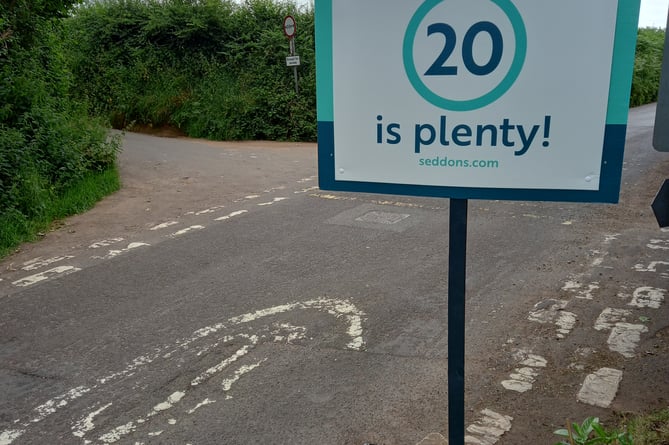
[[626, 408, 669, 444], [0, 165, 120, 259]]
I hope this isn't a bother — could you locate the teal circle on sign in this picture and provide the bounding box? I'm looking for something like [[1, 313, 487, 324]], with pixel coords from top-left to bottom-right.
[[403, 0, 527, 111]]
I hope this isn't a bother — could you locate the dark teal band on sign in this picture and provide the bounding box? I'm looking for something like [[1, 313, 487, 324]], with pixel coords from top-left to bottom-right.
[[606, 0, 641, 124], [315, 0, 334, 121], [318, 122, 626, 203], [403, 0, 527, 111]]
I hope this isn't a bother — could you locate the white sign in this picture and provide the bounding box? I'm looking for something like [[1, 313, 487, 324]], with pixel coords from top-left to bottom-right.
[[316, 0, 641, 202], [286, 55, 301, 66]]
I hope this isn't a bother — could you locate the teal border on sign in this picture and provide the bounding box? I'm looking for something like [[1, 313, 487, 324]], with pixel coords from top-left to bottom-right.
[[316, 0, 640, 203], [402, 0, 527, 111], [607, 0, 641, 124], [315, 0, 333, 122]]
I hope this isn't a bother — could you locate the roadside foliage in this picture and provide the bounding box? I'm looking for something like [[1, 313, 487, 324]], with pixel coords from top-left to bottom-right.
[[65, 0, 316, 141], [0, 0, 120, 256]]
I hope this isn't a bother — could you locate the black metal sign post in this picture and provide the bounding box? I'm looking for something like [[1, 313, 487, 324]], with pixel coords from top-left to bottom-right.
[[448, 198, 468, 445]]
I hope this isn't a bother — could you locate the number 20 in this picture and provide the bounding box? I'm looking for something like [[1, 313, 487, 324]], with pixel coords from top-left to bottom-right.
[[425, 21, 504, 76]]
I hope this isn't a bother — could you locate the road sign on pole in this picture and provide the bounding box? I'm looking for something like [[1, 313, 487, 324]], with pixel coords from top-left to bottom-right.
[[316, 0, 641, 204], [315, 1, 640, 444]]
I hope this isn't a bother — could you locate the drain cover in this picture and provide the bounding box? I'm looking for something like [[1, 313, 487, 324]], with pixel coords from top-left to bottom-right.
[[355, 211, 410, 225]]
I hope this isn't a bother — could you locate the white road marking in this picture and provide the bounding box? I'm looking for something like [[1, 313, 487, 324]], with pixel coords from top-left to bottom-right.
[[257, 197, 288, 206], [92, 243, 150, 260], [221, 359, 267, 394], [22, 256, 74, 271], [575, 282, 600, 300], [214, 210, 248, 222], [89, 238, 124, 249], [607, 323, 648, 358], [195, 206, 224, 216], [561, 221, 573, 225], [149, 221, 178, 231], [577, 368, 623, 408], [628, 286, 666, 309], [297, 176, 317, 183], [527, 300, 576, 338], [594, 308, 632, 331], [2, 298, 365, 444], [647, 239, 669, 250], [633, 261, 669, 272], [294, 186, 319, 194], [555, 312, 577, 338], [0, 430, 23, 445], [12, 266, 81, 287], [501, 349, 547, 393], [170, 226, 204, 237], [263, 186, 286, 193], [72, 403, 112, 438], [464, 409, 513, 445], [186, 399, 215, 415]]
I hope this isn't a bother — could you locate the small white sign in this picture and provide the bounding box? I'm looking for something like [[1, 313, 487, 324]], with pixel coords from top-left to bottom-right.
[[286, 55, 301, 66]]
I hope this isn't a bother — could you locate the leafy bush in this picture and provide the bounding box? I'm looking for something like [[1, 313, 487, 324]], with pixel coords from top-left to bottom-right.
[[0, 0, 120, 256], [630, 27, 665, 107], [65, 0, 316, 141], [554, 417, 633, 445]]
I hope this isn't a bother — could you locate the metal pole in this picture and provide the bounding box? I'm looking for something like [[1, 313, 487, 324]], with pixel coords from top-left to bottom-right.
[[290, 37, 299, 95], [448, 198, 468, 445]]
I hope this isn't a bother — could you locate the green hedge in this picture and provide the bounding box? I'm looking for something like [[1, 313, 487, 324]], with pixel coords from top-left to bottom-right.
[[66, 0, 316, 141], [0, 0, 120, 256], [630, 27, 665, 107]]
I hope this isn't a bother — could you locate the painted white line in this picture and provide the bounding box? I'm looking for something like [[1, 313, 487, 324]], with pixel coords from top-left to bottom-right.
[[562, 280, 581, 291], [195, 206, 224, 216], [190, 343, 256, 387], [89, 238, 124, 249], [528, 300, 576, 338], [2, 298, 366, 444], [575, 282, 600, 300], [244, 195, 260, 199], [465, 409, 513, 445], [92, 243, 150, 260], [12, 266, 81, 287], [22, 256, 74, 271], [561, 221, 573, 225], [577, 368, 623, 408], [221, 360, 267, 394], [186, 399, 216, 415], [214, 210, 248, 222], [501, 350, 546, 393], [528, 300, 568, 323], [647, 239, 669, 250], [0, 430, 23, 445], [607, 323, 648, 358], [170, 226, 204, 237], [294, 186, 319, 194], [594, 308, 632, 331], [257, 197, 288, 206], [297, 176, 317, 183], [149, 221, 178, 231], [628, 286, 666, 309], [633, 261, 669, 272], [72, 403, 113, 438], [556, 312, 577, 338]]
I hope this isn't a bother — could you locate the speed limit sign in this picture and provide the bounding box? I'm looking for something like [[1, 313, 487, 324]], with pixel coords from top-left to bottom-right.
[[283, 15, 297, 38], [316, 0, 641, 203]]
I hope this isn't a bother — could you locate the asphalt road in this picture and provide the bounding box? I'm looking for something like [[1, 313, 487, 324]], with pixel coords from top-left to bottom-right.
[[1, 104, 668, 445]]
